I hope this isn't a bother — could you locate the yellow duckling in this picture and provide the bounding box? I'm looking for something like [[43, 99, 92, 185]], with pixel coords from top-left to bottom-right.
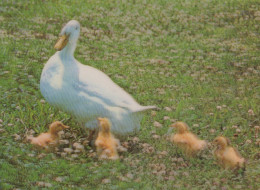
[[95, 117, 119, 160], [28, 121, 69, 148], [170, 122, 207, 156], [213, 136, 245, 170]]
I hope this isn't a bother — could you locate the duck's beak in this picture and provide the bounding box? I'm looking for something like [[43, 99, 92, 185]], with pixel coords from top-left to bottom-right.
[[54, 34, 69, 51]]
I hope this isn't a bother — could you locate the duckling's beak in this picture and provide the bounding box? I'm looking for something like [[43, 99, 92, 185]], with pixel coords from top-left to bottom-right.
[[212, 140, 217, 145], [54, 34, 69, 51], [167, 127, 173, 134], [62, 124, 70, 129]]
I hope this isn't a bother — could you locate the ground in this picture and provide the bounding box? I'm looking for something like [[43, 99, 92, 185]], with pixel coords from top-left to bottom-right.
[[0, 0, 259, 189]]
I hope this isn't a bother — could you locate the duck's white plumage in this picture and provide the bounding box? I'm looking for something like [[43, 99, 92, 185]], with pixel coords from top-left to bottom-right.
[[40, 20, 155, 134]]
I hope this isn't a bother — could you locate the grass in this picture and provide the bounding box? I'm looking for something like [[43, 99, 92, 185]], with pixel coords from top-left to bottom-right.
[[0, 0, 259, 189]]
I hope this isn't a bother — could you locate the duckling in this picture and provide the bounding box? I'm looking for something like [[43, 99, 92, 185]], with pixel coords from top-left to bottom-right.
[[28, 121, 69, 148], [95, 118, 119, 160], [170, 122, 207, 156], [213, 136, 245, 170]]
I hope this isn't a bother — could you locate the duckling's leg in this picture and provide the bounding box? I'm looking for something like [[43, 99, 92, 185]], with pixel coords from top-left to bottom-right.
[[87, 129, 95, 141], [87, 129, 98, 147], [84, 120, 99, 147]]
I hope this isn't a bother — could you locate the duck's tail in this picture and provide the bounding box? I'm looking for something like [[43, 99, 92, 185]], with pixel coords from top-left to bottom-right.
[[127, 105, 156, 133], [133, 105, 157, 113], [110, 106, 156, 136], [85, 105, 157, 136]]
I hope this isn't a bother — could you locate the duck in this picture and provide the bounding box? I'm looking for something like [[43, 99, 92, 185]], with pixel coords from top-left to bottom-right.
[[170, 122, 207, 156], [213, 136, 245, 170], [40, 20, 156, 137], [28, 121, 69, 148], [95, 117, 119, 160]]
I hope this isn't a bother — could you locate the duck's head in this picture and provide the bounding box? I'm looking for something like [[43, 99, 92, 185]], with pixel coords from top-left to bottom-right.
[[49, 121, 69, 135], [97, 117, 111, 134], [213, 136, 230, 148], [54, 20, 80, 51], [170, 122, 189, 134]]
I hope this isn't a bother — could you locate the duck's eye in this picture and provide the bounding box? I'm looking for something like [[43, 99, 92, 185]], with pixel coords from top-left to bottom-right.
[[75, 26, 78, 30]]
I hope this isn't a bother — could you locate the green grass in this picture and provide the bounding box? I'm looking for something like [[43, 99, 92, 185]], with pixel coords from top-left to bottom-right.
[[0, 0, 259, 189]]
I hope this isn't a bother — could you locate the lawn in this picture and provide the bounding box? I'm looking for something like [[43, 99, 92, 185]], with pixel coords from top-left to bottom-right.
[[0, 0, 259, 189]]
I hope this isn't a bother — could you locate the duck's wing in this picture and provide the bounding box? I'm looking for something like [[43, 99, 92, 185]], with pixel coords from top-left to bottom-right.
[[76, 63, 154, 112]]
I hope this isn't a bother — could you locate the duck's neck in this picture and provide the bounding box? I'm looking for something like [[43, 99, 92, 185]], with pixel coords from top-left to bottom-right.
[[60, 41, 77, 59]]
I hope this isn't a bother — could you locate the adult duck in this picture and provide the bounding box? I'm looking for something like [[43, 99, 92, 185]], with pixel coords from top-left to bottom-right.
[[40, 20, 156, 136]]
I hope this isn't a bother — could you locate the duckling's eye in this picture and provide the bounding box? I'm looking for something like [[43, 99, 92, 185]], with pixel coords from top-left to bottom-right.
[[75, 26, 78, 30]]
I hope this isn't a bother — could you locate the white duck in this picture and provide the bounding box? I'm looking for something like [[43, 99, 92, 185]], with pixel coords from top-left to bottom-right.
[[40, 20, 156, 136]]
